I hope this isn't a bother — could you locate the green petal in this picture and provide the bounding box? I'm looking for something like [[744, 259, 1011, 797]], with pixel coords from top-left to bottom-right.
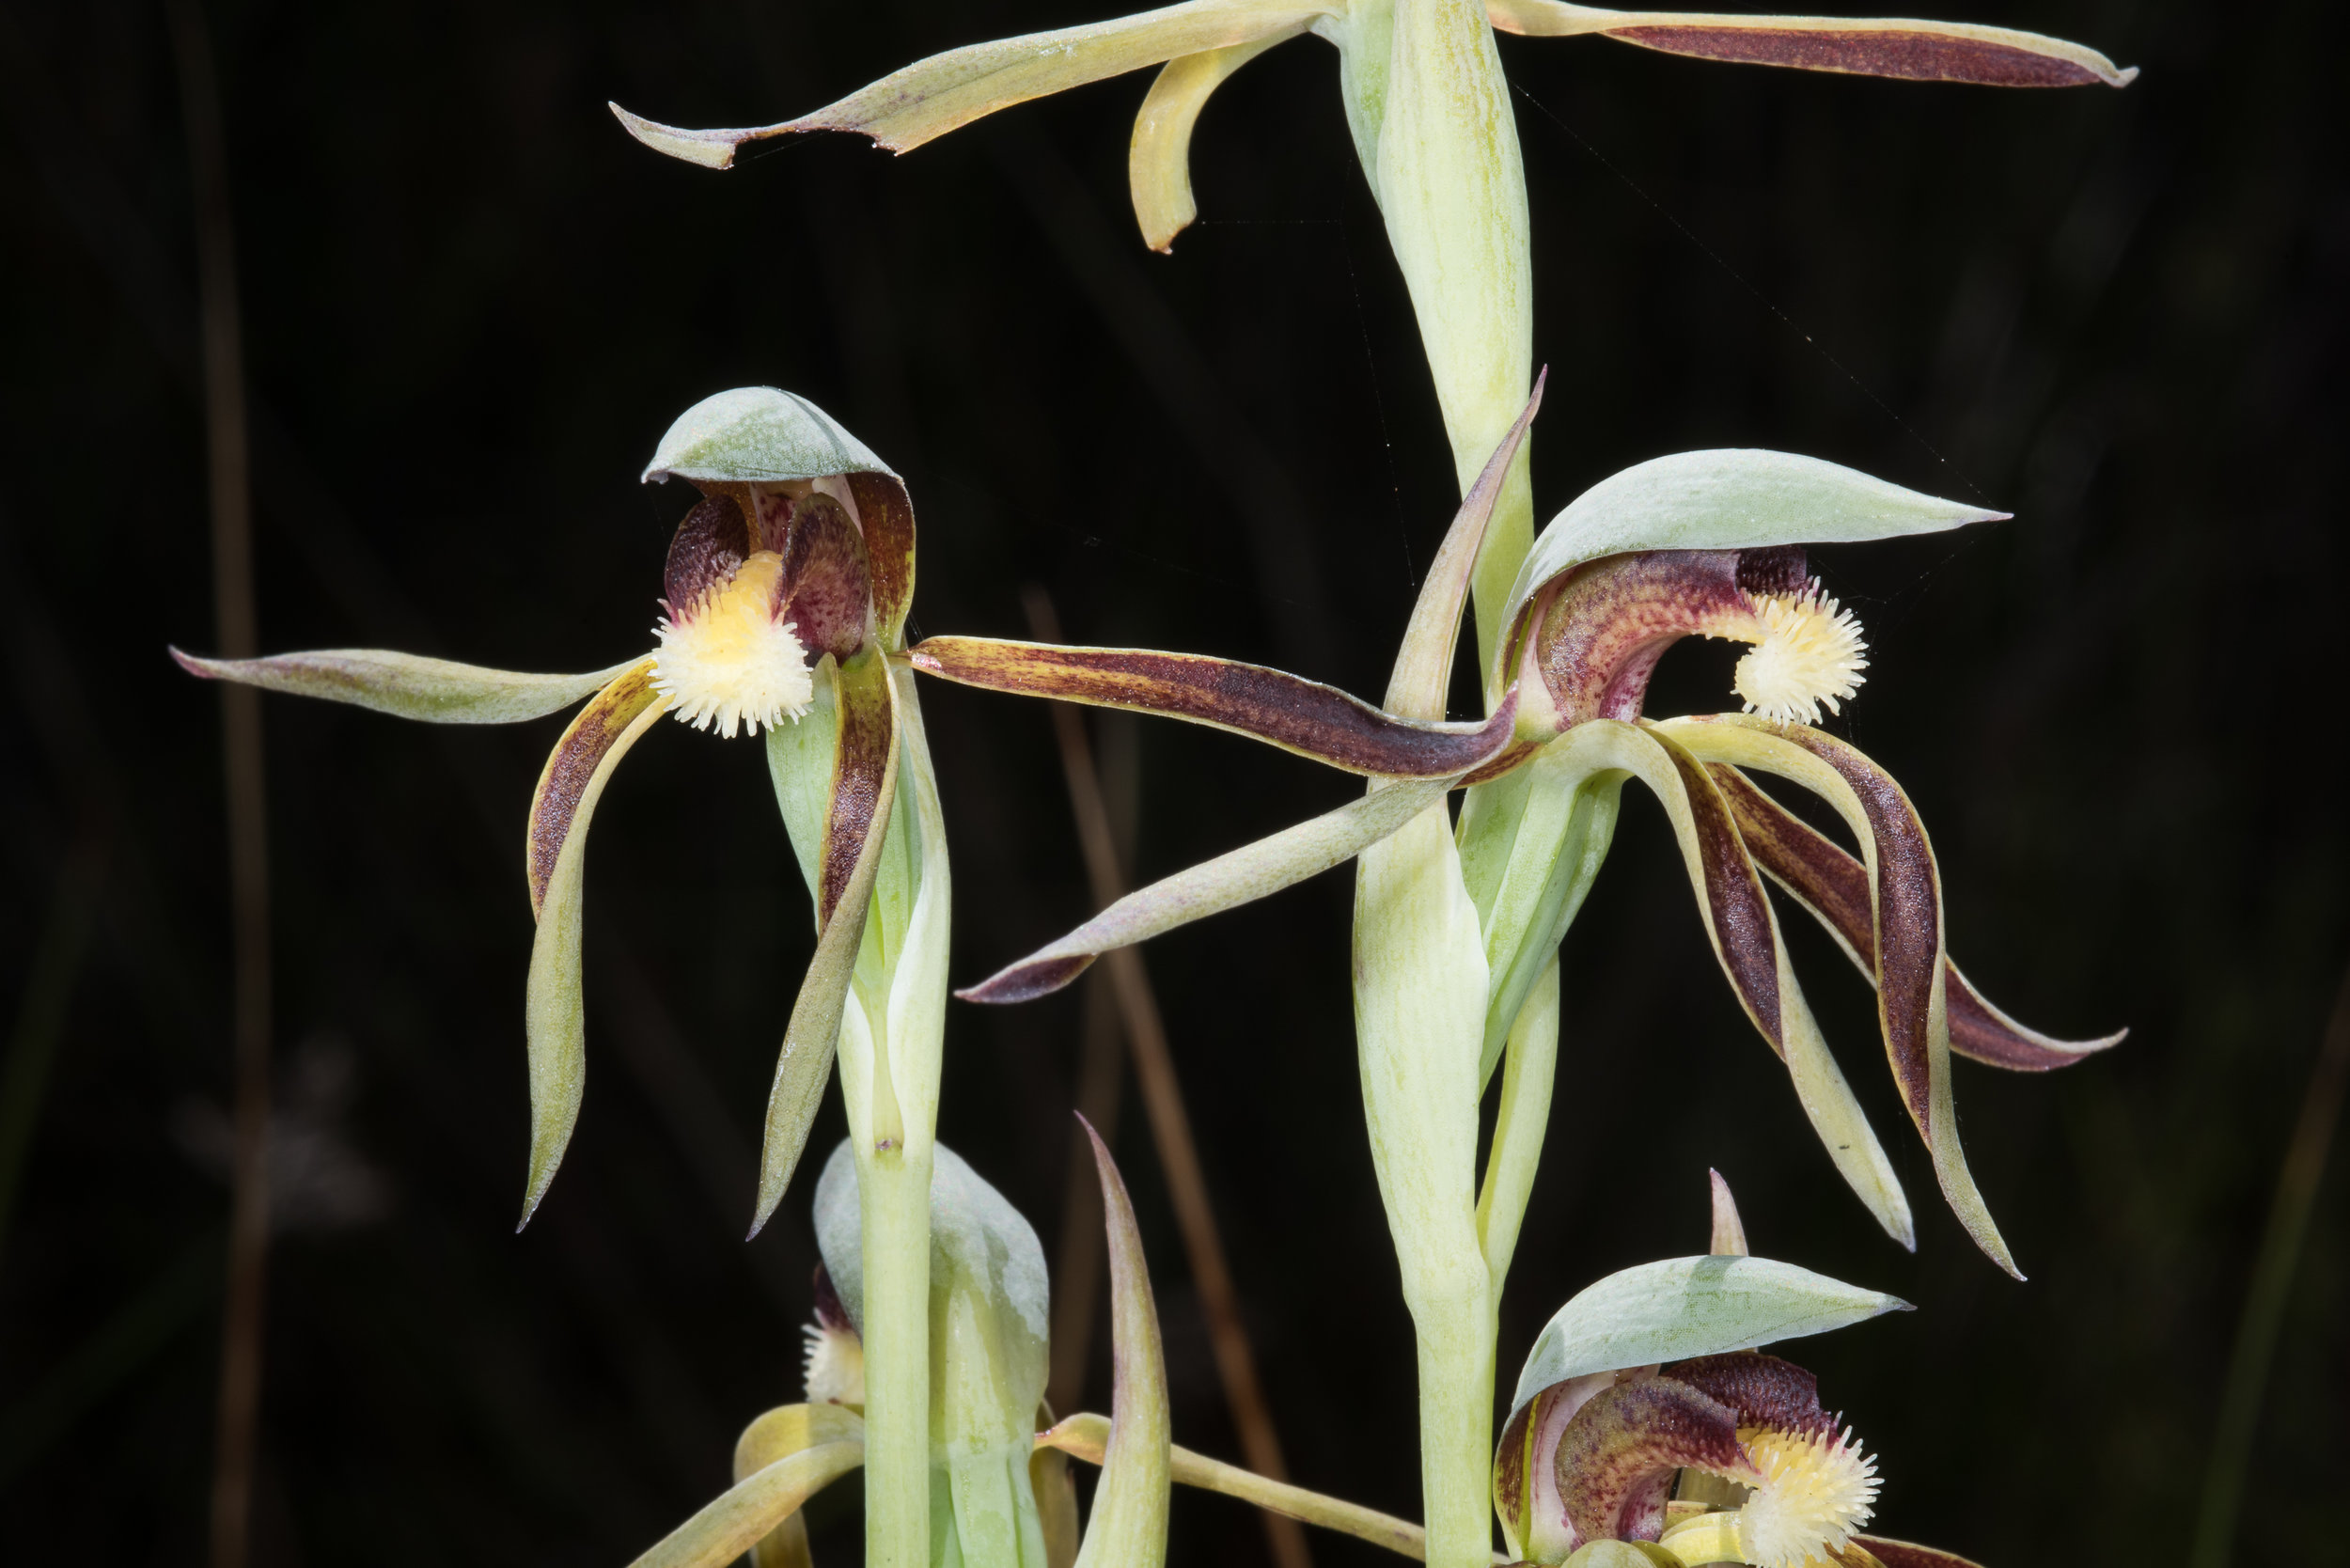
[[610, 0, 1334, 165], [1072, 1120, 1171, 1568], [172, 647, 638, 725], [624, 1442, 868, 1568], [1129, 32, 1303, 252], [959, 776, 1449, 1003], [1494, 450, 2004, 687], [1506, 1255, 1910, 1419], [519, 664, 667, 1226], [1486, 0, 2137, 87]]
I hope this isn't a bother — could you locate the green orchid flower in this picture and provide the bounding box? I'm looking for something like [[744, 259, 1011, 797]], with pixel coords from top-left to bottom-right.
[[176, 386, 953, 1567], [1495, 1173, 1997, 1568], [902, 398, 2118, 1567]]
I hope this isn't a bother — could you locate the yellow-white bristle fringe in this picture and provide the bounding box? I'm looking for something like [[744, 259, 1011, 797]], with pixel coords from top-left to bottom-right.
[[1733, 1425, 1879, 1568], [1732, 588, 1870, 726], [650, 551, 813, 739]]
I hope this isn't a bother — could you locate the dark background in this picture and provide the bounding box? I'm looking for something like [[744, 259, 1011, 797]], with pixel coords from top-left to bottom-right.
[[2, 0, 2342, 1561]]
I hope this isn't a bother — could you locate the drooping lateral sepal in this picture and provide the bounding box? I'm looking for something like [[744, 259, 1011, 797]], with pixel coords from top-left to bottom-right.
[[1582, 721, 1914, 1246], [610, 0, 1334, 165], [910, 635, 1521, 778], [626, 1428, 866, 1568], [517, 659, 666, 1227], [1708, 761, 2125, 1071], [1483, 1, 2136, 86], [172, 646, 641, 725], [1658, 715, 2022, 1277]]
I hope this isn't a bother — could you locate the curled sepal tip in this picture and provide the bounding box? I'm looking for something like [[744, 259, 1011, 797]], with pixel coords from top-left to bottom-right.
[[172, 646, 639, 726], [910, 637, 1520, 779], [611, 0, 1332, 165], [518, 661, 666, 1228], [1484, 0, 2137, 87], [960, 776, 1449, 1003], [1072, 1116, 1170, 1568], [1707, 761, 2125, 1072], [1130, 32, 1302, 252]]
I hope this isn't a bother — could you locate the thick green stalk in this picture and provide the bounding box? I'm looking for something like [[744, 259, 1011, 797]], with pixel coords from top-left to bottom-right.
[[1355, 801, 1495, 1568]]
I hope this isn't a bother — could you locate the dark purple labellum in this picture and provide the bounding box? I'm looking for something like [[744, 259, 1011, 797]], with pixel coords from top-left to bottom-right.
[[1663, 1352, 1837, 1442], [1555, 1377, 1747, 1545], [1531, 548, 1806, 729], [664, 493, 752, 618], [781, 493, 874, 663], [812, 1262, 855, 1335]]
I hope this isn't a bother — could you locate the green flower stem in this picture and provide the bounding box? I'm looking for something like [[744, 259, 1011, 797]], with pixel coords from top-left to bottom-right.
[[854, 1149, 934, 1567], [1355, 798, 1496, 1568]]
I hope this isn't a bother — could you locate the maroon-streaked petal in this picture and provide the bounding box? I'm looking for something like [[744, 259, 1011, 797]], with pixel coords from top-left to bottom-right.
[[779, 493, 873, 665], [1496, 1372, 1631, 1562], [819, 653, 894, 927], [1712, 762, 2125, 1072], [960, 776, 1450, 1003], [526, 660, 665, 917], [911, 637, 1520, 778], [1554, 1376, 1749, 1545], [1851, 1535, 1987, 1568], [1388, 372, 1546, 720], [845, 473, 917, 651], [1483, 1, 2137, 87], [1662, 1353, 1834, 1442], [1664, 715, 2017, 1277], [751, 659, 903, 1237], [665, 492, 752, 614], [1594, 722, 1913, 1247]]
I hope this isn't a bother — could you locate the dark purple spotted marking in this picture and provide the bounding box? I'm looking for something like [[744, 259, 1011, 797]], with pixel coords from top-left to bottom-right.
[[1665, 1352, 1837, 1442], [820, 656, 896, 928], [1712, 763, 2122, 1072], [780, 494, 873, 663], [1554, 1377, 1748, 1545], [848, 473, 917, 647], [1608, 25, 2107, 86], [663, 494, 751, 619], [908, 637, 1518, 779], [526, 664, 661, 914]]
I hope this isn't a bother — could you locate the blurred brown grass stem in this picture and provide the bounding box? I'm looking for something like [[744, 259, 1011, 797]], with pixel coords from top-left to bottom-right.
[[165, 4, 273, 1564], [2189, 961, 2350, 1568], [1024, 588, 1312, 1568]]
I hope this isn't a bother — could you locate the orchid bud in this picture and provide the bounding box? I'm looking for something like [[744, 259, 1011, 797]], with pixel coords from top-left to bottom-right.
[[816, 1139, 1054, 1568]]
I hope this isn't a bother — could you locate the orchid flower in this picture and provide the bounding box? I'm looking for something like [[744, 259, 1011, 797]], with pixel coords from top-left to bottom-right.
[[907, 397, 2118, 1566], [1494, 1173, 1998, 1568], [176, 387, 952, 1566]]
